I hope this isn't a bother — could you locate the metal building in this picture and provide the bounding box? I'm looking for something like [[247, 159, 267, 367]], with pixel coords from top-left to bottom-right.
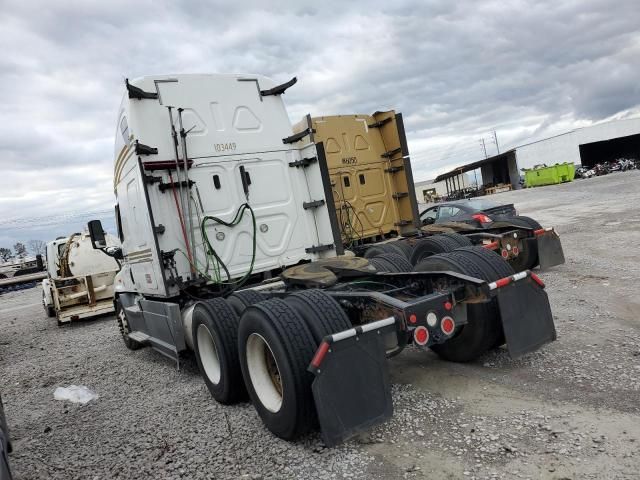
[[434, 117, 640, 192]]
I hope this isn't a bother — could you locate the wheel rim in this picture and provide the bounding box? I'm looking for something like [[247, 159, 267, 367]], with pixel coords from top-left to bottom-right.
[[197, 324, 221, 385], [246, 333, 283, 413]]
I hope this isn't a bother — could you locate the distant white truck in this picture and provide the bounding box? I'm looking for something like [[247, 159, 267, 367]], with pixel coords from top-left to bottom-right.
[[42, 233, 121, 325]]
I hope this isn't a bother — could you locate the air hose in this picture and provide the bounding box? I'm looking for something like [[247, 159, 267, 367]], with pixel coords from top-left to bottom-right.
[[194, 203, 257, 294]]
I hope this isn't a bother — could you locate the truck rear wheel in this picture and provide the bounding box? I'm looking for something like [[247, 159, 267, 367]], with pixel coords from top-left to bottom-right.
[[441, 232, 473, 247], [192, 299, 247, 404], [364, 241, 413, 260], [452, 246, 515, 349], [284, 290, 352, 345], [227, 289, 266, 316], [369, 253, 413, 273], [414, 248, 509, 362], [387, 241, 413, 260], [115, 299, 143, 351], [410, 235, 460, 265], [506, 216, 542, 271], [363, 243, 397, 259], [238, 299, 317, 440]]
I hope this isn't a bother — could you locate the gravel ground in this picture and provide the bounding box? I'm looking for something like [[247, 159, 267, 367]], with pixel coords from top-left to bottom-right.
[[1, 171, 640, 479]]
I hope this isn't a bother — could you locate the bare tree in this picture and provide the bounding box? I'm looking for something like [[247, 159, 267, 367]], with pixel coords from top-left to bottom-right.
[[0, 247, 11, 262], [28, 239, 46, 256], [13, 242, 27, 259]]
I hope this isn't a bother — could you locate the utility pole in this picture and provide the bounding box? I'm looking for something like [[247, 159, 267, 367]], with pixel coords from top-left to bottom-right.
[[493, 130, 500, 154], [479, 138, 488, 159]]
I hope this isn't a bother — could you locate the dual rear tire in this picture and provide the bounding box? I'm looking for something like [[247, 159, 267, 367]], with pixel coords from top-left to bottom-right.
[[192, 299, 247, 404], [414, 246, 514, 362], [238, 291, 350, 440], [193, 290, 350, 441]]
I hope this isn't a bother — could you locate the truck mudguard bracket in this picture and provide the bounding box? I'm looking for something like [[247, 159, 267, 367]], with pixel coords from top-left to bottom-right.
[[308, 317, 396, 447], [126, 79, 159, 100], [384, 165, 404, 173], [305, 244, 334, 254], [367, 117, 392, 129], [535, 229, 565, 269], [282, 128, 315, 144], [303, 199, 325, 210], [392, 192, 409, 199], [394, 220, 412, 227], [494, 274, 556, 358], [134, 141, 158, 156], [260, 76, 297, 96], [288, 156, 317, 168], [381, 147, 402, 158]]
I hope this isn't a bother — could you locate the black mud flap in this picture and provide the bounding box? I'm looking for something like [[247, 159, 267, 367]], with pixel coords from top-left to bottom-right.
[[309, 326, 393, 447], [536, 230, 565, 269], [497, 278, 556, 358]]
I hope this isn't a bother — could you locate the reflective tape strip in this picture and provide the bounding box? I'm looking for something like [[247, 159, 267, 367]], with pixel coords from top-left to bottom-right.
[[329, 316, 396, 342], [512, 271, 528, 282], [489, 271, 529, 290], [331, 328, 357, 342], [310, 341, 331, 368], [360, 316, 396, 333], [534, 227, 554, 236]]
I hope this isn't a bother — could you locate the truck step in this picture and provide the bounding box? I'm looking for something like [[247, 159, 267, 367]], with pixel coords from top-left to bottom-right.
[[128, 331, 150, 343], [125, 305, 141, 314]]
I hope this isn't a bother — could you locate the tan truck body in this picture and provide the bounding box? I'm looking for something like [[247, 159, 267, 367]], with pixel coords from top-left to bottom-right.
[[294, 111, 420, 246]]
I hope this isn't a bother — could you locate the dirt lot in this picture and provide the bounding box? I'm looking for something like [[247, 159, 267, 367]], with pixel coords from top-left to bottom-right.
[[1, 171, 639, 479]]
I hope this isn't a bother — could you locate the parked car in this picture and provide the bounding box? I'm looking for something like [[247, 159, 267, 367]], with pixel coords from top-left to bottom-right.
[[420, 199, 517, 227], [0, 394, 12, 480]]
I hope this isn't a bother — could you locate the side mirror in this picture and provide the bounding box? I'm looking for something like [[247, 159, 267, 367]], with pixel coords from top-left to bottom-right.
[[422, 217, 435, 225], [88, 220, 107, 249]]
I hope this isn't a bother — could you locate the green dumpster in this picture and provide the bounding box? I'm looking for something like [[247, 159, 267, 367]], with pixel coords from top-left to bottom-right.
[[523, 163, 575, 188]]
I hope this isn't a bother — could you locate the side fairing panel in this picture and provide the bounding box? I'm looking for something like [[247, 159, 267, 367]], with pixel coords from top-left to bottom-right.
[[116, 160, 167, 296]]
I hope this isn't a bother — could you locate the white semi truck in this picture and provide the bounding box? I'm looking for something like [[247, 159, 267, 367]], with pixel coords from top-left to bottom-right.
[[88, 74, 557, 446], [42, 233, 121, 325]]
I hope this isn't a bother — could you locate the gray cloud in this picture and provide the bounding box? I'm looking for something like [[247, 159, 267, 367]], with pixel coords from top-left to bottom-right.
[[1, 0, 639, 246]]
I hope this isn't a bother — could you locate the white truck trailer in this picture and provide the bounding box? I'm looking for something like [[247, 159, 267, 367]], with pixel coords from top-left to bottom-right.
[[42, 233, 121, 325], [88, 74, 557, 446]]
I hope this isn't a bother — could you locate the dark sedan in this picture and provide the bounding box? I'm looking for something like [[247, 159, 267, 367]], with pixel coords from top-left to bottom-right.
[[420, 199, 517, 227]]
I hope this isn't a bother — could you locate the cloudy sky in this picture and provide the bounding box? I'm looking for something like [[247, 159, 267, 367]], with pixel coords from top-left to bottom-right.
[[1, 0, 639, 251]]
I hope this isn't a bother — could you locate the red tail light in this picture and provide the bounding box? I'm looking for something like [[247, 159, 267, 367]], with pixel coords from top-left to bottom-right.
[[472, 213, 492, 224], [441, 317, 455, 335], [414, 326, 429, 346]]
